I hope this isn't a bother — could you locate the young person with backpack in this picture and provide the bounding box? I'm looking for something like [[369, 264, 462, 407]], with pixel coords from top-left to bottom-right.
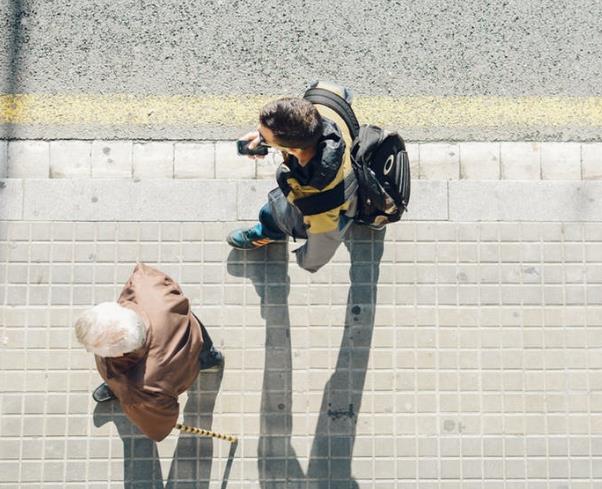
[[226, 82, 410, 273]]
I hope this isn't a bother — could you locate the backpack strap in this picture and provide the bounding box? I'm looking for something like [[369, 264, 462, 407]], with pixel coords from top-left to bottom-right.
[[293, 179, 346, 216], [293, 85, 359, 216], [303, 87, 360, 140], [293, 171, 358, 216]]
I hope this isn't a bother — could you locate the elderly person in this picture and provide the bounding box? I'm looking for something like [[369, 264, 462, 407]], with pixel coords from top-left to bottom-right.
[[75, 263, 222, 442]]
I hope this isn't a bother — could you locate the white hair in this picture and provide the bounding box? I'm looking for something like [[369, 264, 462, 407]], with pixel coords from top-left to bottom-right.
[[74, 302, 146, 357]]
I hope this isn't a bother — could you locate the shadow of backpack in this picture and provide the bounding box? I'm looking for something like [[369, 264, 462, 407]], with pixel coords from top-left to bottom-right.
[[303, 81, 411, 227]]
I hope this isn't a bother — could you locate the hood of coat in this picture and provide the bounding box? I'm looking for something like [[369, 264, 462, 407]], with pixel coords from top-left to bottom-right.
[[281, 117, 345, 190]]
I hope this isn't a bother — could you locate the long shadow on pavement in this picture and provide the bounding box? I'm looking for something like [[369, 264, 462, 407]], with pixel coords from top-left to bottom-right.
[[93, 359, 224, 488], [227, 224, 384, 488]]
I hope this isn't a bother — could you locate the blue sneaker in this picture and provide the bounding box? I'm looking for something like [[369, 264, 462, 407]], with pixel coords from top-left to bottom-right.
[[226, 224, 287, 250]]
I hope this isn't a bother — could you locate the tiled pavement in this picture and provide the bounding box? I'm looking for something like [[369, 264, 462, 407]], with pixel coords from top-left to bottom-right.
[[2, 217, 602, 488]]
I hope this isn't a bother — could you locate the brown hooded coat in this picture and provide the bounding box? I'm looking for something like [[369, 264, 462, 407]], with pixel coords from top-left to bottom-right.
[[95, 263, 203, 441]]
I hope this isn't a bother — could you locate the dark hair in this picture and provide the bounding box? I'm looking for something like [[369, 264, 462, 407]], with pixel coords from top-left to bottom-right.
[[259, 97, 323, 149]]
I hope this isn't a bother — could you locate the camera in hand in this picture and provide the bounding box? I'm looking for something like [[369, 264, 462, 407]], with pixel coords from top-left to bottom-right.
[[237, 140, 269, 156]]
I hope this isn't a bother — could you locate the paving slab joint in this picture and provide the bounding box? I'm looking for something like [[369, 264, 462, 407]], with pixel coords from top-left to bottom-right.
[[3, 140, 600, 181]]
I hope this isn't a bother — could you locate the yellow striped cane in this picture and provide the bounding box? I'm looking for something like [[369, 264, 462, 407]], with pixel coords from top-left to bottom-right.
[[175, 423, 238, 443]]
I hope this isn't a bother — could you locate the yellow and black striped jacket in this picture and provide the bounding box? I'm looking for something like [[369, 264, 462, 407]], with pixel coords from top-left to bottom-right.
[[274, 112, 358, 272]]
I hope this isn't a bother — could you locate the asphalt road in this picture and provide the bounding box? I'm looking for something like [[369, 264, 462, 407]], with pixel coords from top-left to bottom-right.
[[1, 0, 601, 140]]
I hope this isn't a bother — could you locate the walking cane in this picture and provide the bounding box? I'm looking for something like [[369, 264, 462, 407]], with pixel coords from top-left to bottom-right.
[[175, 422, 239, 488], [175, 423, 238, 443]]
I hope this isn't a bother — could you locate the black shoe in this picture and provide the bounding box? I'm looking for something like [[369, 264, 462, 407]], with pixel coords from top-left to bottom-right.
[[199, 347, 224, 371], [92, 382, 117, 403]]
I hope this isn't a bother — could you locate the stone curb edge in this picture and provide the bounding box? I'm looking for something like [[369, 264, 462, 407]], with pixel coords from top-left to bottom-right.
[[0, 140, 600, 180], [2, 179, 602, 222]]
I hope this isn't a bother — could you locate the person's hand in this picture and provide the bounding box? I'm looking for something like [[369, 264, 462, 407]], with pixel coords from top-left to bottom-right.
[[240, 130, 265, 160]]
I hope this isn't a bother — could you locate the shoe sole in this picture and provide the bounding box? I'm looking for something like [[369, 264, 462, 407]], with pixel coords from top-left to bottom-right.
[[93, 394, 117, 403], [226, 238, 287, 250], [199, 364, 223, 373], [199, 358, 225, 372], [226, 234, 259, 250]]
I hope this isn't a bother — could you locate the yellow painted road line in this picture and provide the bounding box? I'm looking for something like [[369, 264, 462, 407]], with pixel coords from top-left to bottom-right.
[[1, 94, 601, 127]]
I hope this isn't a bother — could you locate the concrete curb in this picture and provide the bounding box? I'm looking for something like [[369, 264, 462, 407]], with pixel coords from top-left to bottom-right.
[[1, 140, 601, 181], [2, 179, 602, 222]]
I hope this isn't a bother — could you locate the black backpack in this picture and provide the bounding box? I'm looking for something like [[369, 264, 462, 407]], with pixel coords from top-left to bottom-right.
[[302, 82, 411, 226]]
